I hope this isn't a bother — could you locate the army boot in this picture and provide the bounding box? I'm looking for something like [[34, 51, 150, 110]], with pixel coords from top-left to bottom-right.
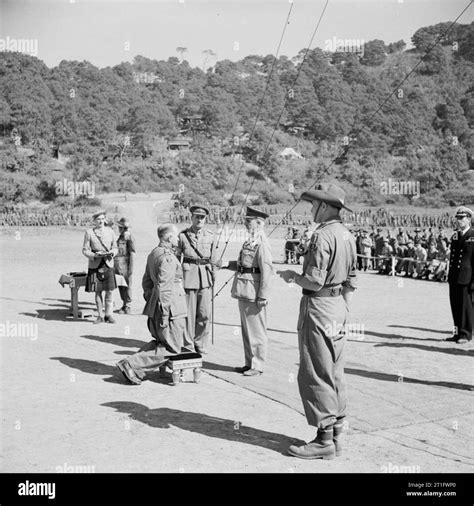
[[333, 420, 344, 457], [287, 427, 335, 460]]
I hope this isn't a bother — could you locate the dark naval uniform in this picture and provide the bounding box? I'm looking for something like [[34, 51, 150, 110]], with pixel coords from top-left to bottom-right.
[[448, 227, 474, 341], [230, 232, 273, 372], [177, 226, 218, 354], [118, 243, 188, 382]]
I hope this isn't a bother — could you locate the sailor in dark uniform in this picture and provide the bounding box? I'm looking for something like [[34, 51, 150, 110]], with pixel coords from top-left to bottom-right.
[[445, 206, 473, 344]]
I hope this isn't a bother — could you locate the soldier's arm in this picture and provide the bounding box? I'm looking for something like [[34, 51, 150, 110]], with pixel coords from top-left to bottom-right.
[[342, 238, 358, 308], [156, 255, 175, 323], [109, 230, 118, 257], [256, 239, 273, 299], [82, 230, 96, 259], [128, 235, 136, 275], [142, 259, 153, 301], [294, 234, 330, 291], [209, 232, 223, 269], [175, 233, 184, 261]]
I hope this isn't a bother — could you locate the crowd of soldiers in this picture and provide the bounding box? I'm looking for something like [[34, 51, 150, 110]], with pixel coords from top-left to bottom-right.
[[169, 204, 454, 230], [0, 209, 90, 227]]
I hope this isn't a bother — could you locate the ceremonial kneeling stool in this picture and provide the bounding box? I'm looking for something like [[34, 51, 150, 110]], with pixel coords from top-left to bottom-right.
[[162, 353, 203, 385]]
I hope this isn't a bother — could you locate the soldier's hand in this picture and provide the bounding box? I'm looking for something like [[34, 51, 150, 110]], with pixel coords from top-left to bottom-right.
[[213, 259, 224, 269], [256, 297, 268, 308], [277, 270, 297, 284]]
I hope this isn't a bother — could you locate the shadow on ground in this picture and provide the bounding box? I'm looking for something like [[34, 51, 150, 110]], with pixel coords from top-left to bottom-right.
[[81, 334, 148, 348], [102, 402, 303, 455], [374, 342, 474, 357], [346, 367, 473, 392], [20, 310, 93, 322]]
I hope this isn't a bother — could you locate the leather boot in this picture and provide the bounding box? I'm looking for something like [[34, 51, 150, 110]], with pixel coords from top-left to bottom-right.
[[333, 421, 344, 457], [287, 427, 335, 460]]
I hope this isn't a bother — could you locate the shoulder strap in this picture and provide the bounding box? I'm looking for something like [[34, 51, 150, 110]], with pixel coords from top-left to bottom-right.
[[92, 229, 110, 252], [184, 230, 204, 258]]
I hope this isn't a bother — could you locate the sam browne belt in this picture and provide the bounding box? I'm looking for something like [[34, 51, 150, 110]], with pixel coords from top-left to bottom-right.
[[302, 285, 343, 297], [238, 266, 261, 274], [183, 257, 210, 265]]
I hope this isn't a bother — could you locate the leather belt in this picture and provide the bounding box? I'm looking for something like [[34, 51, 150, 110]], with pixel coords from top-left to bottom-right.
[[238, 266, 261, 274], [183, 257, 210, 265], [303, 286, 343, 297]]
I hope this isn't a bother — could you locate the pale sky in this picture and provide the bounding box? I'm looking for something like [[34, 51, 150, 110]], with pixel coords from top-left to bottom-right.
[[1, 0, 473, 69]]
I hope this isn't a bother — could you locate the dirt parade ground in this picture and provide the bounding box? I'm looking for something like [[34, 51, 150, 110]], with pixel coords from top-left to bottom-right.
[[0, 193, 473, 477]]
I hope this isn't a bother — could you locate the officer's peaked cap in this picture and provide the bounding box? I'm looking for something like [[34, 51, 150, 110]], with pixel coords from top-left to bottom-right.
[[92, 209, 107, 219], [246, 206, 269, 220], [300, 182, 353, 213], [190, 204, 209, 216], [455, 206, 473, 218]]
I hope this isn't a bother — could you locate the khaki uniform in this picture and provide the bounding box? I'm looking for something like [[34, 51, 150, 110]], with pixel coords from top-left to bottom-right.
[[297, 219, 357, 429], [114, 230, 136, 309], [177, 227, 218, 353], [230, 233, 273, 371], [126, 244, 189, 378]]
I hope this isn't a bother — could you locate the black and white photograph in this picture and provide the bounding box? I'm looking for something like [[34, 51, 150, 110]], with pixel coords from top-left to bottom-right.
[[0, 0, 473, 504]]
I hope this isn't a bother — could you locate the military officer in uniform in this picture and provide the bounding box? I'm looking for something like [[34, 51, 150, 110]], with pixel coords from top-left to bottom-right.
[[278, 183, 358, 460], [114, 217, 136, 314], [227, 207, 273, 376], [176, 205, 220, 354], [116, 224, 188, 384], [445, 206, 473, 344]]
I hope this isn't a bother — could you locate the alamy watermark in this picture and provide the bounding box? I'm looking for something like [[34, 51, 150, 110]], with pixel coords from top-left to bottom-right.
[[324, 321, 365, 339], [324, 36, 365, 57], [216, 225, 249, 244], [0, 321, 38, 340], [55, 178, 95, 198], [56, 463, 96, 473], [0, 37, 38, 57], [381, 462, 420, 473], [380, 178, 420, 199]]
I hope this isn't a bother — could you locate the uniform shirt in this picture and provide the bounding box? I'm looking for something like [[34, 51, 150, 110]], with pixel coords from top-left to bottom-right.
[[114, 230, 136, 276], [177, 227, 217, 290], [142, 244, 187, 321], [381, 244, 393, 257], [448, 227, 474, 286], [82, 226, 118, 269], [414, 246, 427, 263], [302, 219, 358, 291], [231, 233, 273, 301]]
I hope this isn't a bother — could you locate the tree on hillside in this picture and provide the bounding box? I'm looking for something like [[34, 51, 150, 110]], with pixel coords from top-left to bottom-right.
[[360, 40, 387, 66]]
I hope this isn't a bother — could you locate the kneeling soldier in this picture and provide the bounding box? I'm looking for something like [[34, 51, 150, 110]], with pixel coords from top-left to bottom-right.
[[116, 224, 188, 384]]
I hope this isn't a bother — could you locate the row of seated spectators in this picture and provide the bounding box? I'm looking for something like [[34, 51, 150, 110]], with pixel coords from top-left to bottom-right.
[[283, 225, 452, 282], [355, 227, 450, 281]]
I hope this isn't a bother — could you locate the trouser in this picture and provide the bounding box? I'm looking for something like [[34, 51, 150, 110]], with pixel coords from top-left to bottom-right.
[[449, 283, 473, 340], [185, 287, 212, 353], [126, 317, 187, 379], [238, 299, 268, 372], [118, 274, 132, 308], [297, 294, 348, 429]]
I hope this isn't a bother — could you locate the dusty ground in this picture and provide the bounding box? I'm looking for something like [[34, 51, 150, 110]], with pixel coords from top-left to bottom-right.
[[0, 192, 473, 474]]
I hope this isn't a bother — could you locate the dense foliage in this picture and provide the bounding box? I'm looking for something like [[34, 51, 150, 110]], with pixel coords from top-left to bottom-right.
[[1, 21, 474, 208]]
